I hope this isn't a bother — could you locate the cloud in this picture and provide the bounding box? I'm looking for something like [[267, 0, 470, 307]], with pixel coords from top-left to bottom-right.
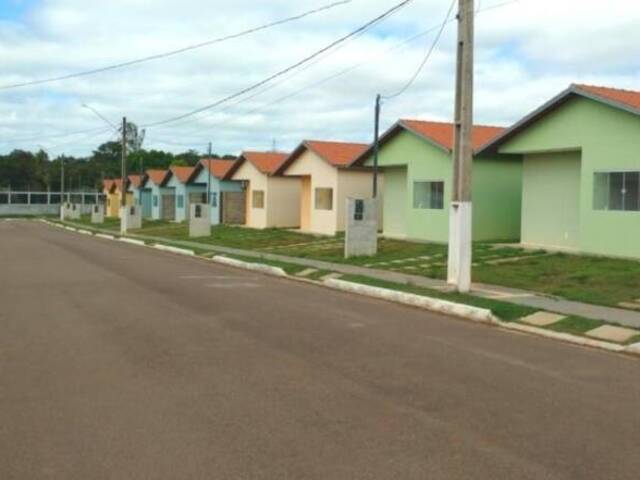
[[0, 0, 639, 156]]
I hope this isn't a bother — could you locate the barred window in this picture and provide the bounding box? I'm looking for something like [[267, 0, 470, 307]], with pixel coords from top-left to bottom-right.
[[594, 171, 640, 212], [413, 181, 444, 210]]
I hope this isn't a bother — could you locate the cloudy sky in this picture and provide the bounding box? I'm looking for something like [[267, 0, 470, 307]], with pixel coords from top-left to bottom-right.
[[0, 0, 639, 157]]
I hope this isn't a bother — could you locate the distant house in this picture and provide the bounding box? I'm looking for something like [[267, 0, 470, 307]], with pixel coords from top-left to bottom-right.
[[352, 119, 521, 243], [127, 174, 145, 208], [102, 179, 118, 218], [478, 84, 640, 259], [103, 178, 134, 218], [189, 158, 244, 225], [140, 170, 171, 220], [276, 140, 375, 235], [163, 166, 206, 222], [225, 151, 300, 229]]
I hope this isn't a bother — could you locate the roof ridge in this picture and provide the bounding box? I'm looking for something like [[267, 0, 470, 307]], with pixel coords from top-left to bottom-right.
[[573, 83, 640, 95], [305, 139, 369, 146]]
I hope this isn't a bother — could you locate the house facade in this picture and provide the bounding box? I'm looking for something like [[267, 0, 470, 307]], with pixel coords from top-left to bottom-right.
[[103, 178, 134, 218], [163, 166, 206, 222], [190, 158, 243, 225], [141, 170, 172, 220], [225, 151, 300, 229], [276, 140, 374, 236], [478, 84, 640, 259], [353, 119, 521, 243]]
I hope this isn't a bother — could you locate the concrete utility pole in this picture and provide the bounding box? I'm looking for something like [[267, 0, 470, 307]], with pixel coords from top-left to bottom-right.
[[207, 142, 212, 206], [447, 0, 474, 293], [372, 94, 381, 198], [59, 158, 65, 220], [120, 117, 128, 233]]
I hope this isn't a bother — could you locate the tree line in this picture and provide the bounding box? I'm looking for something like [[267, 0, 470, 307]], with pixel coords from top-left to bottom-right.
[[0, 127, 234, 192]]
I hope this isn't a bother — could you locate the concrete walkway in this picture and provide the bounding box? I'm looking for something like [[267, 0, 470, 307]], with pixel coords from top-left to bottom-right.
[[116, 230, 640, 329]]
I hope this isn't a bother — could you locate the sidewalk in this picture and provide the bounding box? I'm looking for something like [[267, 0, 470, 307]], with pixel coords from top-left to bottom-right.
[[121, 230, 640, 329]]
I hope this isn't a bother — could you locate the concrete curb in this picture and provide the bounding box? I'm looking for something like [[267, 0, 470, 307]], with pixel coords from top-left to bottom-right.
[[64, 226, 77, 232], [78, 229, 92, 235], [497, 321, 626, 353], [95, 233, 115, 240], [625, 343, 640, 356], [119, 238, 146, 247], [211, 256, 287, 277], [153, 244, 195, 256], [324, 278, 497, 324]]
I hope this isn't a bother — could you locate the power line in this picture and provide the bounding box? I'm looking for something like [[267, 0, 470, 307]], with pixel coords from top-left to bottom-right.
[[142, 0, 415, 128], [148, 0, 519, 145], [382, 0, 457, 100], [0, 0, 352, 91]]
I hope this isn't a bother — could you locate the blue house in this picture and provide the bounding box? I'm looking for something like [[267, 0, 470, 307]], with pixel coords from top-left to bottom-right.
[[191, 158, 243, 224], [141, 169, 173, 220], [163, 166, 207, 222]]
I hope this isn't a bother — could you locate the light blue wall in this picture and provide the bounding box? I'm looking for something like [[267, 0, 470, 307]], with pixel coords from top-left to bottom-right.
[[165, 176, 206, 222], [148, 185, 174, 220], [192, 169, 243, 225]]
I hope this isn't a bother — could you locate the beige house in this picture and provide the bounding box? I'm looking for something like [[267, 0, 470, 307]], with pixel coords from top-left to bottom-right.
[[225, 151, 301, 229], [275, 140, 377, 236]]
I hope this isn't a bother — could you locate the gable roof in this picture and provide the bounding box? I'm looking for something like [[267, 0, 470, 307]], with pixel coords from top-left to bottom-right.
[[195, 158, 237, 181], [351, 119, 505, 166], [166, 166, 196, 185], [112, 178, 125, 193], [145, 169, 169, 187], [276, 140, 369, 174], [127, 174, 144, 189], [477, 83, 640, 154], [102, 179, 115, 193], [224, 151, 289, 179]]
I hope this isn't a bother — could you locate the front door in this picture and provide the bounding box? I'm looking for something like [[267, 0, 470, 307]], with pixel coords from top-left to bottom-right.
[[300, 176, 312, 231], [162, 194, 176, 220]]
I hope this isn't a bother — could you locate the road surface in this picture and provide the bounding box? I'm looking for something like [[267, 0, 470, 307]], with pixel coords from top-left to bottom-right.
[[1, 220, 639, 479]]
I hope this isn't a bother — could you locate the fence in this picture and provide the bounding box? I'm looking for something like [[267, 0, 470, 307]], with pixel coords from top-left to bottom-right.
[[0, 191, 105, 216]]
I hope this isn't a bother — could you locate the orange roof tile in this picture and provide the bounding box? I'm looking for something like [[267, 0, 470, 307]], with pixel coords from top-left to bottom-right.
[[146, 169, 169, 186], [305, 140, 369, 167], [169, 166, 196, 184], [128, 174, 143, 188], [199, 158, 237, 180], [574, 84, 640, 112], [400, 120, 506, 151], [112, 178, 124, 192], [243, 151, 289, 175]]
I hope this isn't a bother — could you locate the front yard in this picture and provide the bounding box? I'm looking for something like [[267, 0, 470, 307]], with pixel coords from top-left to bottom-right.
[[67, 216, 640, 310]]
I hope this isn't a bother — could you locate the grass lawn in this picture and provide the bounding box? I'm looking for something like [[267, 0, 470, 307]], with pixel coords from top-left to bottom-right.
[[61, 217, 640, 310]]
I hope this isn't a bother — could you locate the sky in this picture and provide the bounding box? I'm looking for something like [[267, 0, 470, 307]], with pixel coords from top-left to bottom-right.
[[0, 0, 639, 157]]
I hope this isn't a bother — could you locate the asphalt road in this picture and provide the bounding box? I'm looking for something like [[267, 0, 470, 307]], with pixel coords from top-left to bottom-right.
[[1, 220, 639, 480]]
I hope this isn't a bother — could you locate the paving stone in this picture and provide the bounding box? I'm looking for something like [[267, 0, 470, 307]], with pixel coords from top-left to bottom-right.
[[618, 302, 640, 311], [586, 325, 640, 343], [521, 312, 566, 327], [320, 272, 343, 281], [295, 268, 318, 277]]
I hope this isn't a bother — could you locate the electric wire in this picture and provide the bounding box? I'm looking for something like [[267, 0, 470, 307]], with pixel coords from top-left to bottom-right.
[[0, 0, 352, 91]]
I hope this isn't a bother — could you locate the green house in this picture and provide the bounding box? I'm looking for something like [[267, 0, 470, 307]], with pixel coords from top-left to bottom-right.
[[478, 84, 640, 259], [352, 119, 522, 243]]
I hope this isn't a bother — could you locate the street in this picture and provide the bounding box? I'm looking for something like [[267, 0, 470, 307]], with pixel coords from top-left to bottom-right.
[[1, 220, 639, 479]]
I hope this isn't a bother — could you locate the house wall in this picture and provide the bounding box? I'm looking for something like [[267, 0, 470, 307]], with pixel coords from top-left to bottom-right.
[[233, 161, 269, 229], [266, 176, 301, 228], [284, 149, 338, 235], [336, 169, 378, 233], [364, 129, 522, 243], [150, 186, 174, 220], [499, 96, 640, 258], [192, 169, 243, 225], [381, 167, 408, 238]]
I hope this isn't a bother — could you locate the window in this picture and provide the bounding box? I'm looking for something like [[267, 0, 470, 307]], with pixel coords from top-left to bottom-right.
[[594, 171, 640, 212], [107, 198, 111, 207], [413, 181, 444, 210], [210, 192, 218, 207], [153, 195, 158, 207], [177, 194, 184, 208], [195, 205, 202, 218], [315, 188, 333, 210], [252, 190, 265, 209]]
